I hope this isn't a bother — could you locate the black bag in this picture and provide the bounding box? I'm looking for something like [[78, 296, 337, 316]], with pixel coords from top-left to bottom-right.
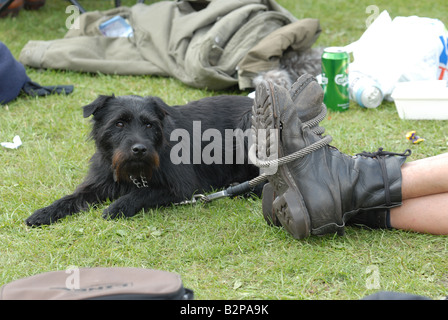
[[0, 41, 73, 105], [0, 267, 193, 300]]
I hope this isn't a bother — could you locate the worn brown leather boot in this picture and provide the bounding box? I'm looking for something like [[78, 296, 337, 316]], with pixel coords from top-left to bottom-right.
[[252, 80, 410, 239]]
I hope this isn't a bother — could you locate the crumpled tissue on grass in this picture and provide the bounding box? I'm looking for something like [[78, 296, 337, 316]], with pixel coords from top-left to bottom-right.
[[1, 135, 22, 149]]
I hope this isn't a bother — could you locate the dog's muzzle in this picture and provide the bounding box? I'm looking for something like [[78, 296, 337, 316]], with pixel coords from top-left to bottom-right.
[[111, 143, 160, 186]]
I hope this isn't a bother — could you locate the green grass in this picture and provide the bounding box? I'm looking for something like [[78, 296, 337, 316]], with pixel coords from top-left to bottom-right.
[[1, 0, 448, 300]]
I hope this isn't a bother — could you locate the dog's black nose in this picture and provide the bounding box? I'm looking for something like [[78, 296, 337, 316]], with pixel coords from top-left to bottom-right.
[[131, 144, 147, 156]]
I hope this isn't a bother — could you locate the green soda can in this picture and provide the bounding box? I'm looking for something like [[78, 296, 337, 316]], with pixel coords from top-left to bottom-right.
[[321, 47, 350, 111]]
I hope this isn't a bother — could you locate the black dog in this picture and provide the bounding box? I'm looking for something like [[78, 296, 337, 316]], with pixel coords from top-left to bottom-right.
[[25, 94, 261, 226]]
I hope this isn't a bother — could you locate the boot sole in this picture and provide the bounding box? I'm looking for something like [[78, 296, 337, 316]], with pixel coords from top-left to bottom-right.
[[261, 183, 282, 227], [252, 81, 311, 239], [273, 189, 311, 238], [289, 74, 316, 104]]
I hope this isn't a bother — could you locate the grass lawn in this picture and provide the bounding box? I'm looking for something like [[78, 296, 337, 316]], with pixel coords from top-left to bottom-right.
[[1, 0, 448, 300]]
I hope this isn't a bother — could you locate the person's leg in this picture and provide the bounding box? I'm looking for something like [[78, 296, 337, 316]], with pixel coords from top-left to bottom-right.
[[390, 193, 448, 235], [389, 153, 448, 234], [400, 153, 448, 200]]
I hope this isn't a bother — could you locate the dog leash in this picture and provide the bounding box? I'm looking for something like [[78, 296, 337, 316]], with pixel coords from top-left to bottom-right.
[[176, 135, 329, 205], [176, 174, 269, 205], [176, 104, 330, 205]]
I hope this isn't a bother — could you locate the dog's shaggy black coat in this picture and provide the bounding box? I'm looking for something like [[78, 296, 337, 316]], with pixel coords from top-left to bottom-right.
[[26, 94, 260, 226]]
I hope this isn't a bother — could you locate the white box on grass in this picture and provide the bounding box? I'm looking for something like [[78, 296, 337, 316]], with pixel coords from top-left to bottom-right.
[[392, 80, 448, 120]]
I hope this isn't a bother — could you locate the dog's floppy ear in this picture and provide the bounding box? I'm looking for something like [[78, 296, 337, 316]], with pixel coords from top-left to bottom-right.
[[146, 96, 169, 121], [83, 94, 115, 118]]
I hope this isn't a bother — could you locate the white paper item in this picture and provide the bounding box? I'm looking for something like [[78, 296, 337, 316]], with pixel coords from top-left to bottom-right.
[[1, 135, 22, 149]]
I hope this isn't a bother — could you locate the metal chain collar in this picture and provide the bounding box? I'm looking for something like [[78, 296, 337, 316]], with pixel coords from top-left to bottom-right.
[[129, 175, 149, 188]]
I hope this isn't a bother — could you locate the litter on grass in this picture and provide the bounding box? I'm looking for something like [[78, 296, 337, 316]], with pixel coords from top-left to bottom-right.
[[1, 135, 22, 149]]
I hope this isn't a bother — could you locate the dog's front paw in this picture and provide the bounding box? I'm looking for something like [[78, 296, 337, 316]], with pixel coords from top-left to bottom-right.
[[26, 207, 56, 226], [102, 199, 138, 220]]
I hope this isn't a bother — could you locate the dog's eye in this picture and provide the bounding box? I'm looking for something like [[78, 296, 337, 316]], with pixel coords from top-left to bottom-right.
[[145, 123, 152, 129], [116, 121, 124, 128]]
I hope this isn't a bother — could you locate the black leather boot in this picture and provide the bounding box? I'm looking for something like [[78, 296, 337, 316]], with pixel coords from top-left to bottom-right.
[[264, 182, 395, 230], [252, 80, 410, 239], [260, 74, 326, 227], [261, 75, 395, 230]]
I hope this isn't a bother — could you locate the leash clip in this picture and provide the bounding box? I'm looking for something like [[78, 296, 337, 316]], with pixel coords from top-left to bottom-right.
[[176, 194, 209, 205]]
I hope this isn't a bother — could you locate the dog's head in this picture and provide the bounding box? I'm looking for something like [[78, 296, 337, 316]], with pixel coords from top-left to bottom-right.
[[83, 94, 169, 184]]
